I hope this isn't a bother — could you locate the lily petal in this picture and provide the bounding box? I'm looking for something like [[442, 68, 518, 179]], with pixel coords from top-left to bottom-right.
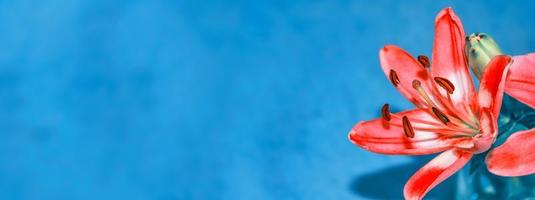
[[379, 45, 434, 108], [478, 55, 512, 117], [486, 128, 535, 177], [472, 108, 498, 153], [349, 108, 462, 155], [505, 53, 535, 109], [432, 8, 476, 114], [404, 149, 472, 200]]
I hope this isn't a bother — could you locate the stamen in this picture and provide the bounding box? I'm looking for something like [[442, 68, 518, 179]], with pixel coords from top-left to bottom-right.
[[389, 70, 400, 87], [412, 79, 435, 107], [417, 55, 430, 68], [434, 77, 455, 94], [402, 116, 415, 138], [381, 104, 391, 121], [431, 107, 450, 124]]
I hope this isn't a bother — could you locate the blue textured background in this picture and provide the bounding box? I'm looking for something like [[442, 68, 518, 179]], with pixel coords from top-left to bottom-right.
[[1, 1, 534, 199]]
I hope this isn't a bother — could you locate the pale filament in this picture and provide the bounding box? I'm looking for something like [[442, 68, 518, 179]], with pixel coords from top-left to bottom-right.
[[425, 77, 478, 127], [388, 113, 476, 134], [387, 123, 477, 136], [411, 80, 476, 131]]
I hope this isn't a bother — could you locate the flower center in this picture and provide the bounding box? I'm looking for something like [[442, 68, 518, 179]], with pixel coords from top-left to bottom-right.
[[411, 77, 479, 133], [385, 66, 481, 139]]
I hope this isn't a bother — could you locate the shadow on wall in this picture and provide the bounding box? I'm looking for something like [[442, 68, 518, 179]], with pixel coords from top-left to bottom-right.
[[349, 155, 455, 200]]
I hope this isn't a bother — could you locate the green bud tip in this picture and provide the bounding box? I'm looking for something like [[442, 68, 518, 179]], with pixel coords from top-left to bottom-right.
[[465, 32, 503, 79]]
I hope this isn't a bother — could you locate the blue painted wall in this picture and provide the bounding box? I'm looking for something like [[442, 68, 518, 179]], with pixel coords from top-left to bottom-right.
[[0, 1, 534, 199]]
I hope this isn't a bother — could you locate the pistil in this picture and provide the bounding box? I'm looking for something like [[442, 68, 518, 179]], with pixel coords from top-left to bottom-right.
[[412, 80, 436, 107]]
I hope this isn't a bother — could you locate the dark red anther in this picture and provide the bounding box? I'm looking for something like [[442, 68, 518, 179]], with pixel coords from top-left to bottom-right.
[[431, 107, 450, 124], [389, 69, 400, 87], [381, 104, 391, 121], [402, 116, 415, 138], [434, 77, 455, 94], [417, 55, 430, 68]]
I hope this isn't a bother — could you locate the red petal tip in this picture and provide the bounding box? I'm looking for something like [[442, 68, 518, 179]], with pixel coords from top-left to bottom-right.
[[380, 45, 397, 53], [435, 7, 457, 23]]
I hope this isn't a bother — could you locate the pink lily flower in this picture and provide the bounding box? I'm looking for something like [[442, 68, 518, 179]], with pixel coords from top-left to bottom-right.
[[348, 8, 513, 199]]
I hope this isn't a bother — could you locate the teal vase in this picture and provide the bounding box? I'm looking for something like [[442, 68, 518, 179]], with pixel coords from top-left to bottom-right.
[[456, 95, 535, 199]]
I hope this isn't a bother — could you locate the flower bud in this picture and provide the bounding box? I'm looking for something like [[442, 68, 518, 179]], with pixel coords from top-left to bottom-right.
[[465, 33, 503, 79]]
